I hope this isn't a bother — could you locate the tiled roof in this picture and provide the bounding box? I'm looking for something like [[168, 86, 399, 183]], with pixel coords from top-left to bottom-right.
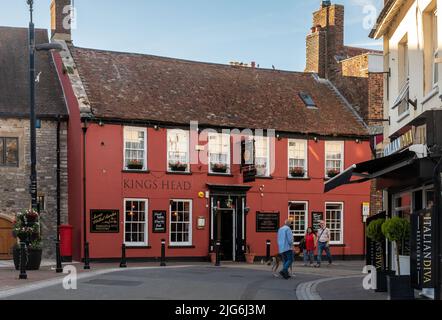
[[70, 46, 369, 137], [0, 26, 67, 118]]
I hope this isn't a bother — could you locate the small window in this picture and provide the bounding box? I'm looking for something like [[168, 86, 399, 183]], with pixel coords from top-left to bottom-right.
[[299, 92, 317, 108], [0, 137, 19, 167], [255, 136, 270, 177], [123, 127, 147, 171], [325, 202, 344, 244], [167, 129, 190, 173], [288, 139, 308, 178], [208, 133, 231, 174], [289, 201, 308, 243], [325, 141, 344, 178], [170, 199, 192, 246], [124, 199, 148, 246]]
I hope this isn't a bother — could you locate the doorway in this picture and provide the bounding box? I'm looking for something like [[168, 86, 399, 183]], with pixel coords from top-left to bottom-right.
[[216, 209, 235, 261], [0, 217, 14, 260]]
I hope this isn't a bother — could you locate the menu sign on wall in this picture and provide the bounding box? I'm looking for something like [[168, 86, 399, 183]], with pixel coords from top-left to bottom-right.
[[153, 210, 167, 233], [256, 212, 280, 233], [312, 212, 324, 232], [90, 210, 119, 233]]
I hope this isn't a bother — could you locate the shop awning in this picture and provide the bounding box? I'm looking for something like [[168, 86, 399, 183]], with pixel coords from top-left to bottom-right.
[[324, 150, 417, 193]]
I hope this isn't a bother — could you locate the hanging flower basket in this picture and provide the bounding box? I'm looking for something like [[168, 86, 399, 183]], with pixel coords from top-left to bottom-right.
[[290, 167, 305, 177], [211, 163, 228, 173], [169, 161, 188, 172]]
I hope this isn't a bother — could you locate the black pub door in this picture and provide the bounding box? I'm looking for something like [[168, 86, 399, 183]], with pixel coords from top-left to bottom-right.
[[217, 209, 234, 261]]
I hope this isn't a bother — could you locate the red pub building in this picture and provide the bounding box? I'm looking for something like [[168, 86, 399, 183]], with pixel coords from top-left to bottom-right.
[[50, 0, 374, 262]]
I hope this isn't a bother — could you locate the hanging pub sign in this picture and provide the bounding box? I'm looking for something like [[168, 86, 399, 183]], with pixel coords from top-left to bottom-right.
[[90, 210, 119, 233], [365, 212, 386, 270], [312, 212, 324, 232], [241, 139, 257, 183], [256, 212, 280, 232], [153, 210, 167, 233], [411, 208, 436, 289]]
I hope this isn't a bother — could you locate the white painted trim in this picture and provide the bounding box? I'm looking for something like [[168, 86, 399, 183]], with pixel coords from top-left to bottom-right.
[[288, 201, 309, 243], [207, 132, 231, 174], [123, 126, 148, 171], [287, 139, 308, 178], [169, 199, 193, 246], [123, 198, 148, 247], [325, 202, 344, 245], [166, 129, 190, 173]]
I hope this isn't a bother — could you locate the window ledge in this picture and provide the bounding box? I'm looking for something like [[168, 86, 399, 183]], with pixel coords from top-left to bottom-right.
[[255, 176, 273, 180], [168, 245, 195, 249], [287, 176, 310, 181], [422, 87, 439, 105], [166, 171, 192, 175], [208, 173, 234, 177], [122, 169, 151, 174], [125, 246, 152, 249]]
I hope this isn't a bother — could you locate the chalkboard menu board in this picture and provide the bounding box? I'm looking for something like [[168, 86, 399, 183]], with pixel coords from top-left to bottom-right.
[[90, 210, 119, 233], [153, 210, 167, 233], [256, 212, 280, 232], [312, 212, 324, 232]]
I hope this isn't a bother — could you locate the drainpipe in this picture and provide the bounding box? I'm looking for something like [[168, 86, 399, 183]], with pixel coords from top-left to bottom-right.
[[56, 116, 61, 240], [82, 120, 88, 260]]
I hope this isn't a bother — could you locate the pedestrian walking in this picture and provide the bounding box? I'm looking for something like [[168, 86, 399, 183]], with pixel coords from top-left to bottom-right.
[[315, 220, 332, 267], [303, 227, 316, 266], [277, 219, 294, 279]]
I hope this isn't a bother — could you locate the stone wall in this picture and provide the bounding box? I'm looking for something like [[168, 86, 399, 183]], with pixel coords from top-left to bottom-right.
[[0, 118, 68, 258]]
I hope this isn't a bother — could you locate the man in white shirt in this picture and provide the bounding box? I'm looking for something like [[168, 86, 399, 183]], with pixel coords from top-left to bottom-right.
[[315, 220, 332, 267]]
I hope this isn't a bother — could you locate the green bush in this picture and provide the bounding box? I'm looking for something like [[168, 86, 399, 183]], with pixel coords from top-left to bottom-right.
[[381, 217, 410, 275], [366, 219, 385, 243]]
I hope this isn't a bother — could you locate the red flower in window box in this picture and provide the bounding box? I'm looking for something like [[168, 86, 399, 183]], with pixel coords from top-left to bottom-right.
[[169, 161, 188, 172], [289, 167, 305, 177], [327, 169, 341, 178], [211, 163, 228, 173], [127, 159, 143, 170]]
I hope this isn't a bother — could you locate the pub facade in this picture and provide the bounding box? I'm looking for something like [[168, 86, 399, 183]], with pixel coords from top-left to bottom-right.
[[49, 0, 373, 262]]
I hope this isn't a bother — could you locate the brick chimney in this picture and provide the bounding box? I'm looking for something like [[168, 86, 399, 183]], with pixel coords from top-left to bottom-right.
[[51, 0, 72, 42], [305, 1, 344, 79]]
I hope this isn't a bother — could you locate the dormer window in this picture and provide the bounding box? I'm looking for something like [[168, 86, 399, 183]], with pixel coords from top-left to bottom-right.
[[299, 92, 317, 109]]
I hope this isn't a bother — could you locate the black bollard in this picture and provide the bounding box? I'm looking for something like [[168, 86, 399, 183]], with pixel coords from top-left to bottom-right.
[[55, 240, 63, 273], [120, 243, 127, 268], [84, 241, 90, 270], [160, 239, 166, 267], [215, 240, 221, 266], [19, 242, 27, 280], [266, 240, 271, 263]]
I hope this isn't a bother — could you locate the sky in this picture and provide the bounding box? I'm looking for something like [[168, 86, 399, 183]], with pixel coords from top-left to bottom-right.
[[0, 0, 383, 71]]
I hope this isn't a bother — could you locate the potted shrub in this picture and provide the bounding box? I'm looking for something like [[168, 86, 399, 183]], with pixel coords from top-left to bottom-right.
[[211, 163, 228, 173], [382, 217, 414, 300], [169, 161, 188, 172], [289, 167, 305, 178], [366, 218, 394, 292], [12, 209, 43, 271], [127, 159, 143, 170], [245, 244, 255, 264], [326, 168, 340, 178]]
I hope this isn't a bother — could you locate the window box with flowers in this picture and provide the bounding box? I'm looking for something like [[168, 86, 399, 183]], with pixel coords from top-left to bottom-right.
[[289, 167, 305, 178], [127, 159, 144, 170], [211, 163, 228, 174], [326, 169, 341, 178], [169, 161, 188, 172], [12, 209, 43, 271]]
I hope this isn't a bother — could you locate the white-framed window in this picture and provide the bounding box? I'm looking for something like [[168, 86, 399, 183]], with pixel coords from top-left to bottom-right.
[[255, 136, 270, 177], [325, 202, 344, 245], [288, 139, 308, 178], [123, 126, 147, 170], [124, 199, 148, 246], [167, 129, 190, 173], [325, 141, 344, 178], [169, 199, 192, 246], [288, 201, 308, 243], [208, 133, 231, 174]]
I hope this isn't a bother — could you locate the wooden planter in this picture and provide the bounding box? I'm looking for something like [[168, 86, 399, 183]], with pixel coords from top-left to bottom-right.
[[211, 165, 228, 173], [13, 247, 42, 271]]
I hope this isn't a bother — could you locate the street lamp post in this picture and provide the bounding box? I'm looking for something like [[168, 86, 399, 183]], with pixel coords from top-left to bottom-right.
[[26, 0, 63, 276]]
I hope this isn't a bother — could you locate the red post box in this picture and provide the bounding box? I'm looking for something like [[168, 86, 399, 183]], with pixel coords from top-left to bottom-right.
[[60, 224, 73, 262]]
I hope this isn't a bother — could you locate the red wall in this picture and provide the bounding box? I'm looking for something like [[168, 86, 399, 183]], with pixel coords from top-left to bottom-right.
[[80, 123, 371, 259]]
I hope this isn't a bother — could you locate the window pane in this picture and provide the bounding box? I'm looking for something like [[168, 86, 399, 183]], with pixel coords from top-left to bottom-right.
[[170, 200, 191, 244], [5, 138, 18, 166]]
